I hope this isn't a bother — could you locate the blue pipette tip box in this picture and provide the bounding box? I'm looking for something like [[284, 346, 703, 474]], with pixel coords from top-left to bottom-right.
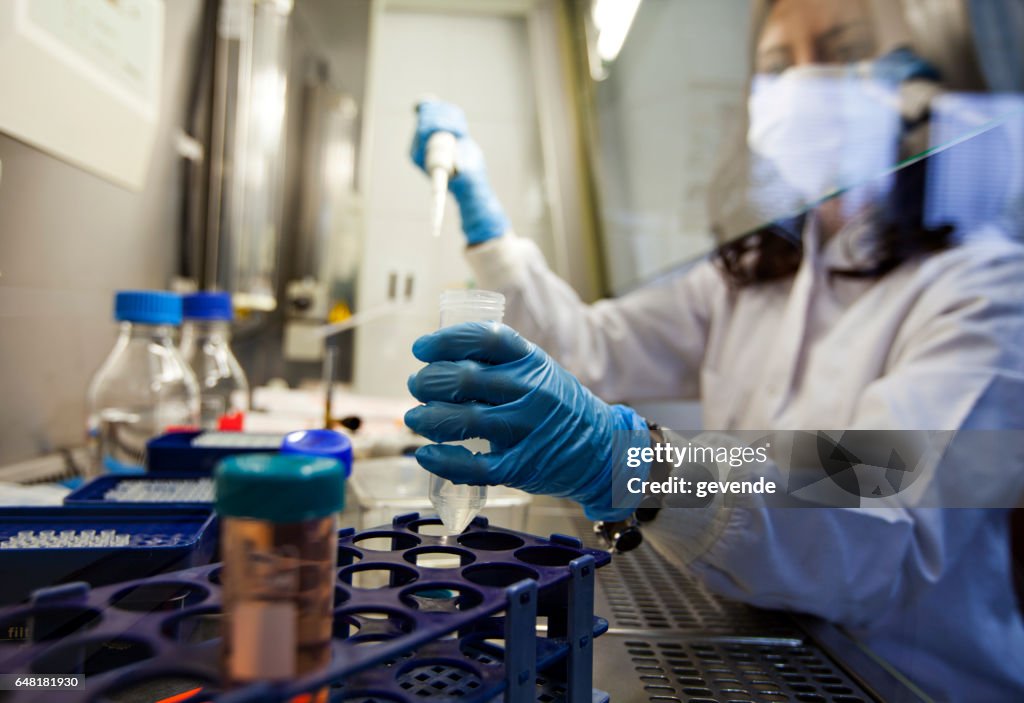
[[65, 474, 215, 509], [145, 430, 285, 474], [0, 506, 217, 606]]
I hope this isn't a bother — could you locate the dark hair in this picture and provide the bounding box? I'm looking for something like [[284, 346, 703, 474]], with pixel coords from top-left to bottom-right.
[[713, 132, 955, 287]]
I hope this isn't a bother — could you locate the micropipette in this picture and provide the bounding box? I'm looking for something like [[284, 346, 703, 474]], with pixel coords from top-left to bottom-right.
[[416, 98, 458, 238]]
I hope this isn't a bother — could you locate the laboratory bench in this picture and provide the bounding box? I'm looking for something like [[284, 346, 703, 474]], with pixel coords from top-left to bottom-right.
[[519, 497, 927, 703]]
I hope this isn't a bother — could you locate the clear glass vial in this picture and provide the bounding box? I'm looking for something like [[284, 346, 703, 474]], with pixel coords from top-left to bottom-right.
[[430, 289, 505, 535]]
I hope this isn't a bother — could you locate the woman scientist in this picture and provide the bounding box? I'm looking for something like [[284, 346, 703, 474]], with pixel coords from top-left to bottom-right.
[[404, 0, 1024, 699]]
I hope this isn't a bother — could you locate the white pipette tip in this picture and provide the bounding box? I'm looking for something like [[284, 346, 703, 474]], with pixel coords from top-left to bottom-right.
[[430, 168, 448, 238], [425, 131, 457, 239]]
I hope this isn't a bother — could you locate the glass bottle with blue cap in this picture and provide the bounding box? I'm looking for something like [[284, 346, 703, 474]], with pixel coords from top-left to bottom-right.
[[179, 291, 250, 431], [86, 291, 199, 474]]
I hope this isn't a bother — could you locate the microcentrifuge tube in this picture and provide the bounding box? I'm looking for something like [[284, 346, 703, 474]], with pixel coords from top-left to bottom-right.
[[429, 290, 505, 535]]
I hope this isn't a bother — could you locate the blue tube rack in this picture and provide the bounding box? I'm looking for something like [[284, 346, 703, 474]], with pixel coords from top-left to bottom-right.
[[0, 513, 610, 702]]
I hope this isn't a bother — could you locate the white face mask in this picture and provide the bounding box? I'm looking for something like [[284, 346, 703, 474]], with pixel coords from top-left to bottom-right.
[[747, 64, 902, 209]]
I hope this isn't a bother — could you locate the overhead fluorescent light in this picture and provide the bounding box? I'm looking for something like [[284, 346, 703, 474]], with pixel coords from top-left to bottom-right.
[[592, 0, 642, 64]]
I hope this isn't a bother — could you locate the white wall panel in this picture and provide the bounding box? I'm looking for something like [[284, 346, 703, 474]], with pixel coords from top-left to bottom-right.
[[354, 6, 551, 398]]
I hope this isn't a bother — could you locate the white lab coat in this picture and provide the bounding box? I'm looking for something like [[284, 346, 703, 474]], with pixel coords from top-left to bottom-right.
[[465, 219, 1024, 702]]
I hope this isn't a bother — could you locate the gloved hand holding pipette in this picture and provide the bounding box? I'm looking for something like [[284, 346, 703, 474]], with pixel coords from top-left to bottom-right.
[[411, 100, 509, 244], [404, 321, 650, 521]]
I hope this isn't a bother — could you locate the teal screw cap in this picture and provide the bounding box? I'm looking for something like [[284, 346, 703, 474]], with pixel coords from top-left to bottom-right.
[[215, 454, 344, 522]]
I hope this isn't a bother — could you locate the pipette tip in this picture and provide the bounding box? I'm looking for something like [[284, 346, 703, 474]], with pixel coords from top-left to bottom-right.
[[430, 168, 448, 239]]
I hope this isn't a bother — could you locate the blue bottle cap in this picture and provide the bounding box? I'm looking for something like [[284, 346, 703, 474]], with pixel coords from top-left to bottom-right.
[[182, 291, 234, 321], [281, 430, 353, 477], [114, 291, 182, 325], [215, 454, 345, 522]]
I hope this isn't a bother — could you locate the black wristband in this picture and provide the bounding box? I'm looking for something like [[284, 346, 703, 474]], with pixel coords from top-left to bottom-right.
[[645, 421, 674, 483]]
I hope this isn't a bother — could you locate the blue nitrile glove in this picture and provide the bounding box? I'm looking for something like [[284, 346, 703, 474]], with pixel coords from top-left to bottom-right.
[[411, 100, 510, 245], [404, 322, 650, 521]]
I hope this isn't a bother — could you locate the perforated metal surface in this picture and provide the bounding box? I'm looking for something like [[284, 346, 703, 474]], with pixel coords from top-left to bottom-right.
[[571, 518, 796, 637], [560, 517, 894, 702], [600, 545, 797, 636], [617, 639, 871, 703]]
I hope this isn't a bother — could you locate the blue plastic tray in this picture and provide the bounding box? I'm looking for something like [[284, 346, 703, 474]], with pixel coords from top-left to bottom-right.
[[146, 431, 284, 474], [0, 513, 610, 702], [64, 474, 215, 508], [0, 507, 217, 606]]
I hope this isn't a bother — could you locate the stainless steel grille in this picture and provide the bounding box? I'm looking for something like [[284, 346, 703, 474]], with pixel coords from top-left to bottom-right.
[[601, 544, 798, 636], [616, 638, 871, 703], [572, 519, 892, 702], [574, 518, 796, 637]]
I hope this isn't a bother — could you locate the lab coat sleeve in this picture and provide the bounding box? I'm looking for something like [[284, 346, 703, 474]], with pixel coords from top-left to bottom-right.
[[644, 243, 1024, 627], [465, 234, 722, 402]]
